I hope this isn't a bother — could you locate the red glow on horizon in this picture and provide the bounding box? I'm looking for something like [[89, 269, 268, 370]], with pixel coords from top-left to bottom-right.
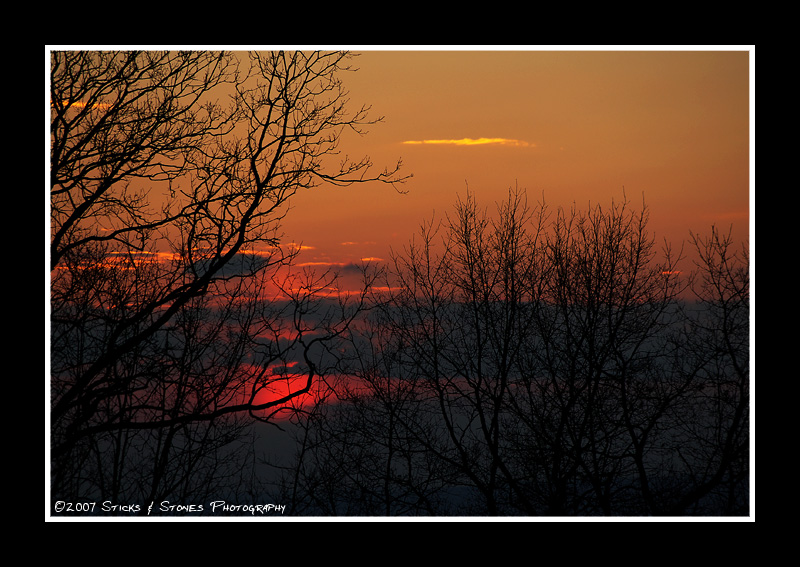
[[229, 363, 370, 420]]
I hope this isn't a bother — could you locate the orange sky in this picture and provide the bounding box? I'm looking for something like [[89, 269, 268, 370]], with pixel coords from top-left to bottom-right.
[[278, 48, 752, 277]]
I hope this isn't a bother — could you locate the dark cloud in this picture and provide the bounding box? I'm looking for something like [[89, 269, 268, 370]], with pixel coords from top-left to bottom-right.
[[193, 252, 277, 278]]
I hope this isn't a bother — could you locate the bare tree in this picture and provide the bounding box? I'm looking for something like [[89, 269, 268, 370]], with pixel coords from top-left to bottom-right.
[[516, 196, 686, 514], [276, 188, 750, 516], [279, 187, 550, 514], [660, 227, 750, 514], [49, 50, 406, 510], [272, 279, 462, 515]]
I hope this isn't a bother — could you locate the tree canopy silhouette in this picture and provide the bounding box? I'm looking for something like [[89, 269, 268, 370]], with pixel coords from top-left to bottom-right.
[[270, 188, 749, 516], [49, 50, 406, 508]]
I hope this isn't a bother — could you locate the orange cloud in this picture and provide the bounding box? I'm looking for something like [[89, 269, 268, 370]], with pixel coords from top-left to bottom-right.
[[402, 137, 533, 147], [286, 243, 315, 251], [51, 100, 114, 111]]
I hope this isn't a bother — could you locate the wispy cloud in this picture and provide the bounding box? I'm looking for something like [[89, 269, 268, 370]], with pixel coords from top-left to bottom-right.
[[286, 243, 315, 251], [402, 137, 534, 147], [52, 100, 114, 111], [296, 262, 344, 268]]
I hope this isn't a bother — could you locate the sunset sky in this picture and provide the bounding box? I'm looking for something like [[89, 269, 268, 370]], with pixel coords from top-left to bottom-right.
[[47, 48, 754, 515], [277, 48, 752, 279]]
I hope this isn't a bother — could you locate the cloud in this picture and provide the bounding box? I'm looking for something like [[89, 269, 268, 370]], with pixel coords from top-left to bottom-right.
[[53, 100, 114, 111], [286, 243, 315, 251], [296, 261, 345, 268], [402, 137, 534, 147], [194, 252, 276, 277]]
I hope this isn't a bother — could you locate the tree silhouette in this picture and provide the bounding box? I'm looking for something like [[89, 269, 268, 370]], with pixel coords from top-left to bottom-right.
[[49, 50, 406, 510], [50, 52, 749, 517], [271, 188, 750, 516]]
